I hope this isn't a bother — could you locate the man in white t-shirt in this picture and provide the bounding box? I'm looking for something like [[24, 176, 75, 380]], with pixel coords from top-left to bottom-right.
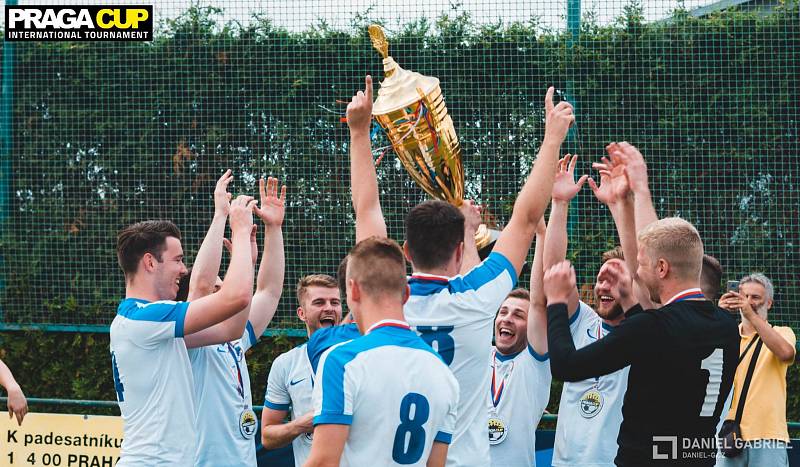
[[487, 218, 550, 467], [346, 75, 573, 466], [306, 237, 459, 467], [262, 273, 342, 467], [177, 174, 287, 467], [110, 194, 256, 466]]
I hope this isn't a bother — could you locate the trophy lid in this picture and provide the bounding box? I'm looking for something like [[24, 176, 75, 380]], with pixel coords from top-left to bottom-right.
[[369, 25, 440, 116]]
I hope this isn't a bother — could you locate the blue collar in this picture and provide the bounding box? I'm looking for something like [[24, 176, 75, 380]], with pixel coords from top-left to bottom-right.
[[495, 349, 522, 361]]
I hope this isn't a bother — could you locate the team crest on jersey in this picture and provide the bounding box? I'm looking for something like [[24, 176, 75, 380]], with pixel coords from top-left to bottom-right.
[[239, 409, 258, 439], [488, 417, 507, 445], [579, 388, 603, 418]]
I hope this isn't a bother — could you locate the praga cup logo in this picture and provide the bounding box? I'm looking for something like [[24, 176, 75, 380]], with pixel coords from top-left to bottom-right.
[[5, 6, 153, 42]]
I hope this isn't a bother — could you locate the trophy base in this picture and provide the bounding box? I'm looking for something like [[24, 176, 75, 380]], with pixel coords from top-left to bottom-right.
[[475, 224, 500, 255]]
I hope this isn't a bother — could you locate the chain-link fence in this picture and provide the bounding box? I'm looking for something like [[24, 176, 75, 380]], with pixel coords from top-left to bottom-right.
[[0, 0, 797, 333]]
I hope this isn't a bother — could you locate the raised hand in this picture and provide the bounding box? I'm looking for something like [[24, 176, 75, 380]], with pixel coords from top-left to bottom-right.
[[610, 141, 649, 194], [552, 154, 588, 202], [589, 144, 631, 205], [543, 261, 577, 305], [254, 177, 287, 228], [346, 75, 373, 135], [214, 169, 234, 216], [459, 199, 482, 236], [544, 87, 575, 144], [229, 195, 257, 235]]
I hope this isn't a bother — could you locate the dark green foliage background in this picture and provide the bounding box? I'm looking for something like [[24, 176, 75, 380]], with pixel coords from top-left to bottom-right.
[[0, 2, 798, 419]]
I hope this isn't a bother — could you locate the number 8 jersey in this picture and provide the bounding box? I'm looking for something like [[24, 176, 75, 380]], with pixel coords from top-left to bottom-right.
[[312, 320, 459, 467], [405, 252, 517, 467]]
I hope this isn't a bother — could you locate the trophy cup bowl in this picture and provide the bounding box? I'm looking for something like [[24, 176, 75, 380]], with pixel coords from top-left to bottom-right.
[[368, 24, 495, 251]]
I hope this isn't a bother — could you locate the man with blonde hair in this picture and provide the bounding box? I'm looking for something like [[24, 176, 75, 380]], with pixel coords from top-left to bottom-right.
[[543, 216, 739, 466], [262, 273, 342, 466]]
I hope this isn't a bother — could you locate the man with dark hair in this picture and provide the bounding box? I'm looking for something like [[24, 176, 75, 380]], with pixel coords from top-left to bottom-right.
[[347, 75, 572, 465], [262, 272, 343, 466], [306, 237, 459, 467], [111, 194, 257, 466], [700, 254, 723, 301]]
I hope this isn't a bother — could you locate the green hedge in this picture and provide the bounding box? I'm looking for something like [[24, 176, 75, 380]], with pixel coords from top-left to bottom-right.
[[2, 331, 800, 429]]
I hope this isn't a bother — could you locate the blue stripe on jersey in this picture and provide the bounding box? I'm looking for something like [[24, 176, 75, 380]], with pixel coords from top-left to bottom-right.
[[317, 326, 441, 424], [569, 303, 582, 325], [313, 413, 354, 425], [408, 252, 516, 297], [434, 431, 453, 444], [245, 321, 257, 344], [263, 400, 290, 411], [117, 298, 189, 337], [307, 323, 361, 374], [528, 345, 549, 361]]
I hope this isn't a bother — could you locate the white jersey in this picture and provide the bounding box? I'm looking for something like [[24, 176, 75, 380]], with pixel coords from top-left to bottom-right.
[[264, 343, 314, 467], [552, 302, 630, 467], [488, 346, 551, 467], [190, 321, 259, 467], [110, 298, 196, 466], [405, 252, 516, 467], [313, 320, 459, 467]]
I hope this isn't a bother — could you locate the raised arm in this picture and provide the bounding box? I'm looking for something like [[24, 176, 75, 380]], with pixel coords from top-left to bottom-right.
[[183, 196, 256, 336], [611, 142, 658, 233], [544, 154, 585, 317], [250, 177, 287, 336], [720, 292, 795, 362], [492, 87, 573, 275], [459, 200, 482, 274], [188, 169, 233, 300], [349, 75, 387, 242], [0, 359, 27, 425], [527, 218, 548, 355], [185, 223, 256, 348], [589, 149, 657, 309]]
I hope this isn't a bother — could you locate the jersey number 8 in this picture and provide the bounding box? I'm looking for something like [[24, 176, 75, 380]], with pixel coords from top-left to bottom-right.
[[392, 393, 430, 464]]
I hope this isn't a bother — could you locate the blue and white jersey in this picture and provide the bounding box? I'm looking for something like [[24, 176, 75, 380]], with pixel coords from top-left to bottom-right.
[[405, 252, 517, 467], [110, 298, 195, 466], [264, 344, 314, 467], [313, 320, 459, 467], [190, 321, 259, 467], [488, 346, 551, 467], [307, 323, 362, 377], [552, 302, 629, 467]]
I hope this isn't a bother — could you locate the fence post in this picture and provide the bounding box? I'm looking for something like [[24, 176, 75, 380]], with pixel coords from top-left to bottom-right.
[[0, 0, 19, 322]]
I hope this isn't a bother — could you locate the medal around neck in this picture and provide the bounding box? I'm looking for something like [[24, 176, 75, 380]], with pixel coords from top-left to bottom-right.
[[239, 408, 258, 439], [488, 416, 508, 445], [368, 24, 493, 250], [579, 387, 604, 419]]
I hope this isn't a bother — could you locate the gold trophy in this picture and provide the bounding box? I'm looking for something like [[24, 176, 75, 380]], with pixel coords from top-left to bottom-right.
[[368, 24, 495, 250]]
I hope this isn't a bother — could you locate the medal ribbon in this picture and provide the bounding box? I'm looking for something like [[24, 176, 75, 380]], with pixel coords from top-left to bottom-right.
[[490, 351, 513, 408], [665, 288, 704, 305], [226, 342, 245, 400]]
